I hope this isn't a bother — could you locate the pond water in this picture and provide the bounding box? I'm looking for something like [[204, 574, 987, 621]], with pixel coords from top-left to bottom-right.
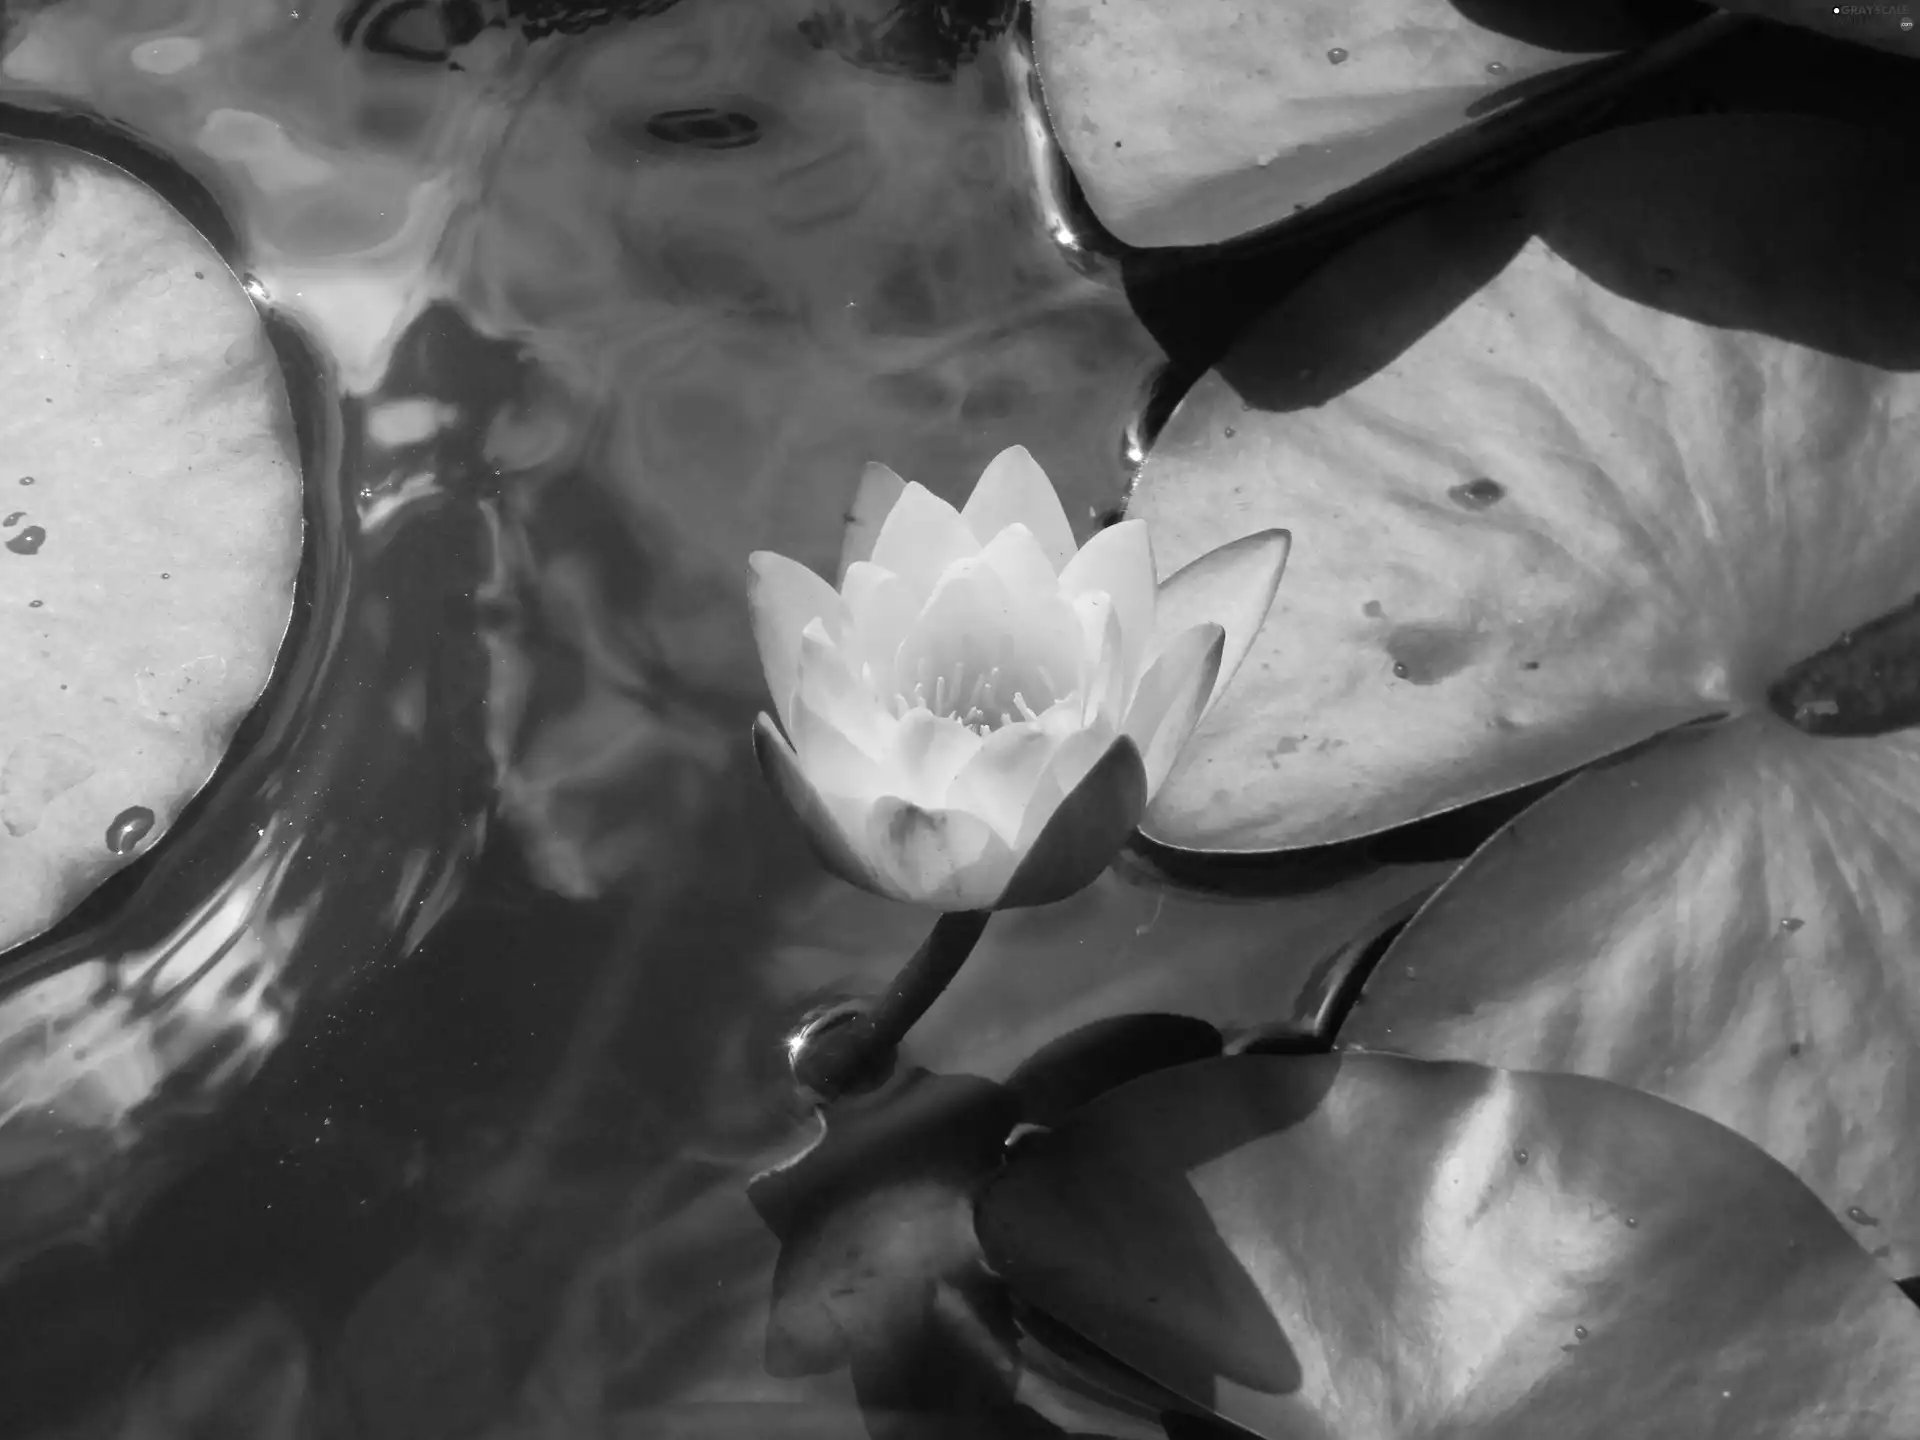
[[0, 3, 1445, 1434]]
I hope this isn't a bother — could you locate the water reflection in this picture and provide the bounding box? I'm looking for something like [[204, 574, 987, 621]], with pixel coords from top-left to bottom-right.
[[0, 2, 1409, 1434]]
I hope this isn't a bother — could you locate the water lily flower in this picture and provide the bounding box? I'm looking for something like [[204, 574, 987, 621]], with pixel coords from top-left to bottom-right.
[[750, 446, 1288, 910]]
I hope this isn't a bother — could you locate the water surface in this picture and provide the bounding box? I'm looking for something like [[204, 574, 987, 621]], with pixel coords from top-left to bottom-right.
[[0, 4, 1430, 1433]]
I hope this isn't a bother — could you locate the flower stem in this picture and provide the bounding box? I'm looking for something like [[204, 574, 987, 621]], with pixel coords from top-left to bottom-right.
[[790, 909, 992, 1101]]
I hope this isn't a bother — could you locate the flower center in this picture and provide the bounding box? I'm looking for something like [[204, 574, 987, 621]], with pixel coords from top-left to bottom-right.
[[886, 649, 1067, 733]]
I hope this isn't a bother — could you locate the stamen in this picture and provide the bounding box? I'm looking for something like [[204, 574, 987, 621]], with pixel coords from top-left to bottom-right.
[[1013, 692, 1038, 723], [968, 666, 996, 712], [934, 674, 949, 715]]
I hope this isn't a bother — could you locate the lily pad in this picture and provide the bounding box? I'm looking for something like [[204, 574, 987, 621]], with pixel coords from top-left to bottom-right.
[[1029, 0, 1707, 248], [1346, 717, 1920, 1275], [0, 145, 301, 952], [1128, 114, 1920, 852], [978, 1052, 1920, 1439]]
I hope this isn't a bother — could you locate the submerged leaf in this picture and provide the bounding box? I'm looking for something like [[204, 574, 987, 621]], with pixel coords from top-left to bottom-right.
[[749, 1019, 1234, 1437], [1347, 716, 1920, 1275], [1129, 115, 1920, 852], [0, 145, 302, 951], [978, 1053, 1920, 1439], [1029, 0, 1706, 247]]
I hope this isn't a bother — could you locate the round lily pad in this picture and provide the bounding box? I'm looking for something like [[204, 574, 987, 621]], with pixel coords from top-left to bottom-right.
[[0, 144, 302, 954], [1129, 115, 1920, 853], [1030, 0, 1701, 248]]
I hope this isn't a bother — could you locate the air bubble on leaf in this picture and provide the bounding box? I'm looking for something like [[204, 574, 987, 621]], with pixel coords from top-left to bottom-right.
[[1514, 1146, 1529, 1165], [105, 805, 156, 855], [1849, 1206, 1882, 1228], [5, 525, 46, 555], [1447, 477, 1505, 509], [1327, 47, 1349, 64]]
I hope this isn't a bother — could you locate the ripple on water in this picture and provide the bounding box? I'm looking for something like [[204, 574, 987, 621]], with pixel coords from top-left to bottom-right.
[[0, 5, 1164, 1434]]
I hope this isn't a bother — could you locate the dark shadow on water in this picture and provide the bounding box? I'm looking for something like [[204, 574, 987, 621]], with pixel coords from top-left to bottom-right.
[[1449, 0, 1713, 53]]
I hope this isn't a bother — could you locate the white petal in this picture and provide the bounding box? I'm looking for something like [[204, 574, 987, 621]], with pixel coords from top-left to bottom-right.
[[748, 551, 845, 734], [1012, 723, 1117, 854], [1122, 622, 1225, 798], [977, 524, 1062, 602], [1059, 519, 1156, 694], [870, 482, 981, 600], [960, 446, 1078, 572], [888, 709, 986, 809], [795, 622, 888, 759], [837, 461, 909, 584], [1070, 592, 1129, 727], [790, 685, 884, 802], [753, 714, 889, 898], [840, 560, 916, 682], [993, 732, 1148, 909], [1151, 529, 1290, 720], [865, 799, 1017, 910], [946, 722, 1064, 845]]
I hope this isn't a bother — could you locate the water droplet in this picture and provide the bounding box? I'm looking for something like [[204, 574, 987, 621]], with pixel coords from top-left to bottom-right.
[[105, 805, 156, 855], [1327, 47, 1349, 63], [1223, 426, 1236, 438], [1847, 1205, 1881, 1227], [1392, 662, 1410, 679], [5, 525, 46, 555], [161, 572, 172, 580], [1513, 1146, 1529, 1165], [27, 600, 41, 609], [1779, 916, 1803, 932], [2, 512, 20, 527], [1486, 61, 1507, 74], [16, 475, 32, 486], [1447, 477, 1505, 509], [1574, 1325, 1588, 1340], [1625, 1215, 1638, 1228], [1788, 1041, 1803, 1057]]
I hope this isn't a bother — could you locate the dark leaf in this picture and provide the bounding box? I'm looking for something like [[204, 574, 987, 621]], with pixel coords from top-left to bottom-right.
[[1005, 1014, 1223, 1129]]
